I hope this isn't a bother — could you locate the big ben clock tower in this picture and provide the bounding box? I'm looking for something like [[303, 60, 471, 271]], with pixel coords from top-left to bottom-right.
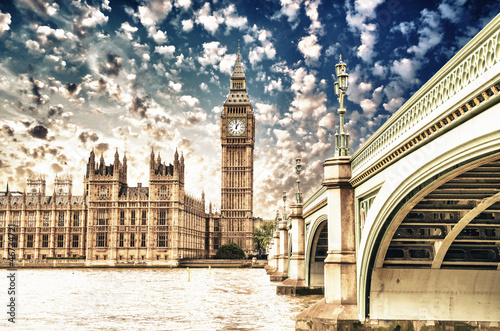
[[220, 48, 255, 254]]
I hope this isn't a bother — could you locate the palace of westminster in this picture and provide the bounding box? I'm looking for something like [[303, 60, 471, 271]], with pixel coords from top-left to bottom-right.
[[0, 51, 258, 264]]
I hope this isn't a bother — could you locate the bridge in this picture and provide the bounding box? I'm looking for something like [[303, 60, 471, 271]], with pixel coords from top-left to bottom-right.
[[268, 13, 500, 329]]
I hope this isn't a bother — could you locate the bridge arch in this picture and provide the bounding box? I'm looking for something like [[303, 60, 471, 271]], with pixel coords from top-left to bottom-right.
[[357, 106, 500, 321], [305, 215, 327, 287]]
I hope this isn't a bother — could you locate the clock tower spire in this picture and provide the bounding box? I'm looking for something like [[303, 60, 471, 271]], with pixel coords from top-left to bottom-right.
[[220, 48, 255, 255]]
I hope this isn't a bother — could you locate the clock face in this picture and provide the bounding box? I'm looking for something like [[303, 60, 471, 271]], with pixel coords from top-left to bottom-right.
[[228, 118, 245, 136]]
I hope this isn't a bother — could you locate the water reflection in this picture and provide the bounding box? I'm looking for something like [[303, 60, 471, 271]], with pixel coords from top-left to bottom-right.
[[14, 268, 321, 330]]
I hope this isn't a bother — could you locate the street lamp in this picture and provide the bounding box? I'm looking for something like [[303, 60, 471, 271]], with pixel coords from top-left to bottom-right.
[[282, 191, 287, 221], [333, 55, 350, 157], [295, 158, 302, 204], [275, 209, 280, 229]]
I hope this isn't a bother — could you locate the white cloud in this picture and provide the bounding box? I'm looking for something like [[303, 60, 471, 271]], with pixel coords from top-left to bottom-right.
[[219, 54, 237, 75], [298, 34, 322, 66], [197, 41, 237, 75], [222, 4, 248, 31], [155, 45, 176, 58], [325, 42, 341, 58], [247, 28, 276, 66], [0, 11, 11, 37], [169, 81, 182, 93], [360, 98, 377, 114], [372, 61, 387, 77], [345, 0, 384, 63], [36, 25, 70, 45], [255, 103, 280, 125], [212, 106, 222, 114], [25, 40, 44, 56], [200, 82, 208, 91], [273, 0, 302, 29], [357, 23, 377, 63], [392, 58, 421, 83], [243, 34, 255, 44], [407, 9, 442, 58], [118, 22, 138, 40], [265, 78, 283, 93], [305, 0, 323, 34], [175, 0, 191, 10], [346, 67, 373, 104], [181, 19, 193, 32], [288, 67, 327, 123], [318, 112, 335, 129], [438, 0, 465, 24], [136, 0, 172, 43], [390, 21, 415, 36], [79, 5, 108, 28], [383, 97, 405, 112], [195, 2, 223, 35], [152, 30, 167, 44], [180, 95, 199, 107]]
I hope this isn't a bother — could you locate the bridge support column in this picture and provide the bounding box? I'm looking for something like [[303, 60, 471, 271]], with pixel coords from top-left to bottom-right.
[[277, 219, 288, 276], [269, 229, 287, 281], [296, 156, 358, 328], [277, 203, 315, 295]]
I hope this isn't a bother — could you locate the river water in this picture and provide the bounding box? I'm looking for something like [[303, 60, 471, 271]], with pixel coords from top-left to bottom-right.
[[1, 268, 321, 330]]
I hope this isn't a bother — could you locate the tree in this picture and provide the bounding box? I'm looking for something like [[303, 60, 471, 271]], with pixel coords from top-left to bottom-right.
[[214, 242, 245, 259], [254, 220, 274, 255]]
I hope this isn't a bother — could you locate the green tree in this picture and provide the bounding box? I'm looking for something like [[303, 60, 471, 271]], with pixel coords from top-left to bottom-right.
[[214, 242, 245, 259], [254, 220, 274, 255]]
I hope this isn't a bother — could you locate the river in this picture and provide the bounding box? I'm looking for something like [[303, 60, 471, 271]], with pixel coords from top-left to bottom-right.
[[2, 268, 321, 330]]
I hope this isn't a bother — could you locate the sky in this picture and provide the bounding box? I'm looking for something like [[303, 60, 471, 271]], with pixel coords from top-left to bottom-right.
[[0, 0, 498, 219]]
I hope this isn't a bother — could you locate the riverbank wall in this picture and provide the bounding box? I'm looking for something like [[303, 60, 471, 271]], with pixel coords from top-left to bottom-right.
[[0, 259, 267, 268]]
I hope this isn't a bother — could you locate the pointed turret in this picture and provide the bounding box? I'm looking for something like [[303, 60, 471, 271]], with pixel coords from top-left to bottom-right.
[[88, 149, 96, 176], [123, 153, 128, 183], [224, 47, 251, 106], [114, 148, 120, 172], [231, 47, 245, 81], [174, 148, 179, 175], [150, 148, 155, 171]]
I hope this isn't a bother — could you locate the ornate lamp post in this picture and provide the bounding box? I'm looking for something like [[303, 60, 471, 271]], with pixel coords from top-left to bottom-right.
[[334, 55, 350, 157], [295, 158, 302, 204], [275, 209, 280, 229], [282, 191, 287, 221]]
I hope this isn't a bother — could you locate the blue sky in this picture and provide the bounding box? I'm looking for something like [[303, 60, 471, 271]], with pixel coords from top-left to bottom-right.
[[0, 0, 498, 218]]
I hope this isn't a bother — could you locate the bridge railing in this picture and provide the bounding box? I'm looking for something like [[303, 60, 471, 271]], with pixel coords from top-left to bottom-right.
[[350, 14, 500, 182]]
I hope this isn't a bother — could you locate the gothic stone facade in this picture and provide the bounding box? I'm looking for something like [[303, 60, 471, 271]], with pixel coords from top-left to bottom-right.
[[0, 150, 218, 264]]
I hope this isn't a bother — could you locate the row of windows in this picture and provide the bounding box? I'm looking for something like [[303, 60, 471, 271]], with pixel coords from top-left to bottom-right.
[[119, 210, 149, 226], [0, 234, 80, 248], [0, 212, 81, 227], [96, 255, 170, 261], [97, 233, 168, 248]]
